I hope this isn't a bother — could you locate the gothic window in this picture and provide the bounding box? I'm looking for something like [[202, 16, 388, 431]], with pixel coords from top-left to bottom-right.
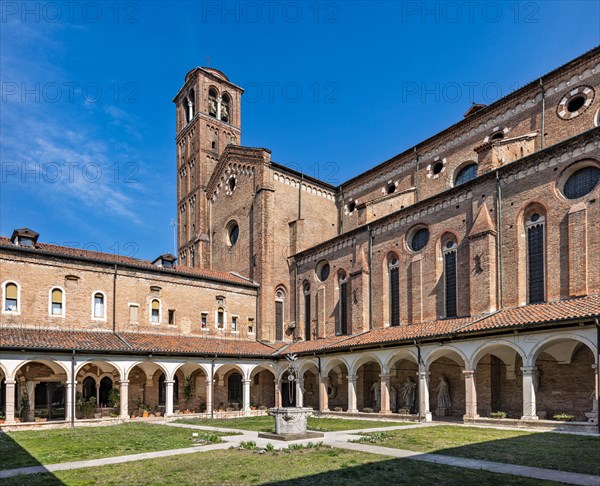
[[275, 289, 285, 341], [188, 89, 195, 122], [3, 282, 19, 313], [221, 93, 230, 123], [443, 240, 458, 318], [208, 88, 218, 118], [190, 246, 195, 267], [388, 255, 400, 327], [93, 292, 106, 319], [526, 212, 546, 304], [454, 163, 478, 186], [303, 283, 311, 341], [338, 272, 348, 335], [50, 287, 64, 316]]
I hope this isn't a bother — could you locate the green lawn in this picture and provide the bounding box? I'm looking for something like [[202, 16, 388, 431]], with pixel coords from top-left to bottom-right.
[[2, 448, 556, 485], [0, 423, 230, 471], [175, 415, 411, 432], [357, 425, 600, 476]]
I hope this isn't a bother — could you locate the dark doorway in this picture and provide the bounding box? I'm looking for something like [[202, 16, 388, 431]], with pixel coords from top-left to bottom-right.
[[281, 381, 297, 407], [228, 373, 242, 403], [99, 377, 113, 406]]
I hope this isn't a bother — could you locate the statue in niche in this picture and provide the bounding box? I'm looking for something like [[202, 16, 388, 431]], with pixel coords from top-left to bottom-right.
[[370, 382, 380, 409], [399, 376, 416, 411], [221, 102, 229, 122], [390, 385, 397, 413], [208, 97, 217, 116], [434, 376, 451, 416]]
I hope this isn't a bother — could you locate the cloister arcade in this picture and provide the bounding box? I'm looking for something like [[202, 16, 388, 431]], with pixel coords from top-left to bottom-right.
[[0, 328, 597, 425]]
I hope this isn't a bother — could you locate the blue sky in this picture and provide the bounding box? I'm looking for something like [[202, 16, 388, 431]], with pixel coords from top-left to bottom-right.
[[1, 1, 598, 261]]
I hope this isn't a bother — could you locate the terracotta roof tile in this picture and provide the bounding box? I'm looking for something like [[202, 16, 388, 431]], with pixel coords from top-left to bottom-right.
[[0, 328, 132, 352], [0, 236, 256, 287]]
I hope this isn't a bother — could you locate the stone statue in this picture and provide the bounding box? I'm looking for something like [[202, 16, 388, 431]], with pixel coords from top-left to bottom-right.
[[208, 98, 217, 116], [390, 385, 397, 413], [221, 102, 229, 120], [399, 376, 416, 411], [370, 382, 380, 409], [434, 376, 451, 416]]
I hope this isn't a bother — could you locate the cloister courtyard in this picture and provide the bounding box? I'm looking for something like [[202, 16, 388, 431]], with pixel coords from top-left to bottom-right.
[[1, 415, 599, 485]]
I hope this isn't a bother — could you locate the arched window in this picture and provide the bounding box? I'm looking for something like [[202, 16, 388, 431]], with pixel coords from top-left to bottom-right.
[[388, 255, 400, 327], [303, 283, 311, 341], [275, 289, 285, 341], [221, 93, 230, 123], [228, 372, 242, 403], [93, 292, 106, 319], [526, 211, 546, 304], [188, 89, 195, 122], [338, 271, 348, 335], [99, 377, 113, 406], [50, 287, 64, 316], [208, 88, 218, 118], [151, 299, 160, 323], [442, 239, 458, 318], [454, 163, 478, 186], [158, 374, 179, 406], [216, 307, 225, 330], [3, 281, 19, 313], [82, 376, 96, 400]]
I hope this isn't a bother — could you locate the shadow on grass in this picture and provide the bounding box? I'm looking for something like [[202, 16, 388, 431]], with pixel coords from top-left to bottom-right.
[[0, 431, 64, 484]]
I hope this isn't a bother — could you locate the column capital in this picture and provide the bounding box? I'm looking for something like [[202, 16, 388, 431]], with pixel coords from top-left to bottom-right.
[[119, 380, 130, 385], [520, 366, 537, 374], [347, 374, 357, 382], [4, 379, 17, 386], [379, 373, 391, 380], [417, 371, 429, 378], [164, 380, 175, 385], [462, 370, 476, 377], [242, 379, 251, 384]]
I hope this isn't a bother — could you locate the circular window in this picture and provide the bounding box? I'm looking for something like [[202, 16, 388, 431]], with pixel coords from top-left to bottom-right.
[[530, 213, 541, 223], [228, 177, 236, 192], [557, 85, 595, 120], [454, 163, 478, 186], [347, 201, 356, 213], [386, 182, 396, 194], [562, 166, 600, 199], [427, 158, 447, 179], [409, 227, 429, 252], [227, 221, 239, 246], [490, 131, 504, 141], [445, 240, 456, 250], [432, 162, 444, 175], [316, 260, 330, 282]]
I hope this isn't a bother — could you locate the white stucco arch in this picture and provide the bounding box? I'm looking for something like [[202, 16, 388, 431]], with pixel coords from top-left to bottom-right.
[[347, 352, 384, 376], [424, 345, 468, 369], [125, 361, 169, 381], [13, 357, 70, 380], [469, 340, 527, 370], [382, 349, 419, 373], [74, 359, 123, 380], [321, 356, 351, 376], [528, 333, 598, 367]]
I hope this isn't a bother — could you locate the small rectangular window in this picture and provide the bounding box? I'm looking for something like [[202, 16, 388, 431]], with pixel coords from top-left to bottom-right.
[[51, 289, 63, 316], [168, 309, 176, 325], [94, 294, 105, 318], [217, 308, 225, 329], [201, 312, 208, 330], [231, 316, 238, 332], [129, 304, 139, 323], [5, 283, 18, 312], [248, 318, 255, 334]]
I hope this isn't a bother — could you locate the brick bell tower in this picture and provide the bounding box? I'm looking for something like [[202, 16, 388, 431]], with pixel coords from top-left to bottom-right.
[[173, 67, 243, 268]]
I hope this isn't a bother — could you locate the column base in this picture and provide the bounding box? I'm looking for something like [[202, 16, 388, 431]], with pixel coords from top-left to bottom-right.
[[419, 412, 432, 422], [521, 415, 539, 421], [347, 408, 358, 413], [463, 413, 480, 421]]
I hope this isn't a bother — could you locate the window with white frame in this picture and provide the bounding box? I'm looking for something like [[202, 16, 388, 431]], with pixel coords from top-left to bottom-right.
[[151, 299, 160, 323], [248, 317, 255, 334], [231, 315, 238, 332], [3, 282, 19, 313], [216, 307, 225, 330], [93, 292, 106, 319], [50, 287, 64, 316], [201, 312, 208, 330], [129, 304, 139, 323]]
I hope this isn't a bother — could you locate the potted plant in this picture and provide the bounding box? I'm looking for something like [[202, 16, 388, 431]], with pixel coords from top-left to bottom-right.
[[0, 413, 5, 424], [138, 403, 151, 418], [363, 407, 374, 413], [182, 375, 194, 410], [76, 393, 97, 419], [154, 408, 163, 417], [108, 389, 120, 412], [19, 395, 30, 422], [250, 402, 257, 411], [490, 411, 507, 419], [553, 413, 575, 422]]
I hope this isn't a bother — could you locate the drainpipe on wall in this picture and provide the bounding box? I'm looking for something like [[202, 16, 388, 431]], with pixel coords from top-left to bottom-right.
[[414, 147, 420, 203], [71, 350, 76, 428], [596, 317, 600, 435], [112, 264, 118, 333], [294, 261, 299, 340], [298, 174, 303, 220], [368, 225, 373, 330], [540, 79, 545, 150], [495, 171, 504, 310], [340, 190, 345, 235], [211, 356, 216, 420]]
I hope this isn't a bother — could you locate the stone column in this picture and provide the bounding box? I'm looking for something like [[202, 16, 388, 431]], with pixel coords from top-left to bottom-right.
[[165, 380, 175, 416], [96, 384, 100, 407], [521, 367, 538, 420], [463, 370, 479, 421], [379, 374, 391, 414], [205, 378, 213, 414], [319, 376, 329, 412], [26, 381, 37, 421], [347, 375, 358, 413], [119, 380, 129, 419], [295, 377, 304, 408], [274, 380, 282, 407], [587, 364, 598, 423], [242, 379, 251, 415], [65, 381, 75, 421], [216, 97, 222, 121], [417, 371, 432, 422], [5, 380, 16, 423]]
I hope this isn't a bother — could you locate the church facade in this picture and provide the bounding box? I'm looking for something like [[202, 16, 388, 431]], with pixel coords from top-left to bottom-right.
[[1, 47, 599, 428]]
